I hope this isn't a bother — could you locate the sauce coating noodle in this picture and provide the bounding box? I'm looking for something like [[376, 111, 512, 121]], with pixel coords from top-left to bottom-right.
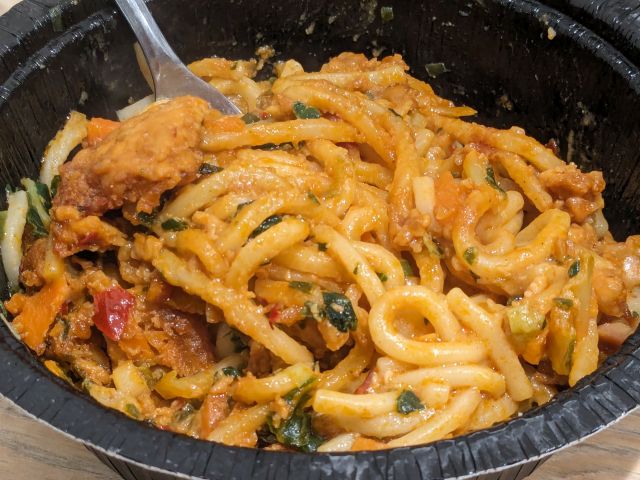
[[4, 52, 640, 452]]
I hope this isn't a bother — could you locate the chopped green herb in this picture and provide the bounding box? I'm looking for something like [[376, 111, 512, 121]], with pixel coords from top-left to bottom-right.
[[282, 377, 316, 404], [376, 272, 388, 282], [423, 236, 444, 258], [136, 210, 157, 226], [26, 207, 48, 238], [268, 406, 322, 452], [463, 247, 477, 265], [222, 366, 241, 378], [568, 260, 580, 278], [35, 181, 52, 211], [125, 403, 140, 419], [322, 292, 357, 332], [241, 112, 260, 124], [235, 200, 254, 217], [317, 242, 328, 252], [352, 263, 360, 275], [553, 298, 574, 310], [289, 281, 313, 293], [292, 101, 321, 120], [198, 163, 223, 175], [485, 166, 505, 193], [249, 215, 283, 238], [302, 301, 325, 322], [174, 403, 195, 422], [22, 178, 51, 237], [425, 62, 449, 78], [50, 175, 61, 198], [60, 316, 70, 340], [396, 390, 424, 415], [307, 191, 320, 205], [0, 295, 8, 320], [565, 336, 576, 370], [380, 6, 394, 22], [633, 311, 640, 319], [161, 218, 188, 231], [254, 143, 278, 150], [267, 380, 323, 452], [400, 258, 415, 277]]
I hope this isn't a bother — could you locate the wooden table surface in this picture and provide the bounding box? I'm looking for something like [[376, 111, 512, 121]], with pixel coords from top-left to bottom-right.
[[1, 395, 639, 480]]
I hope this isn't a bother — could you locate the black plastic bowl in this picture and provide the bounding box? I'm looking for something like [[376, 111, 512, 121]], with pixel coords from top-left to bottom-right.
[[1, 1, 640, 479]]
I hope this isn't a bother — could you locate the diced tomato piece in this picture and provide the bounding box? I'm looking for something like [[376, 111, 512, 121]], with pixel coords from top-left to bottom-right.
[[93, 286, 135, 341], [354, 370, 375, 394], [322, 112, 341, 121], [268, 305, 281, 326]]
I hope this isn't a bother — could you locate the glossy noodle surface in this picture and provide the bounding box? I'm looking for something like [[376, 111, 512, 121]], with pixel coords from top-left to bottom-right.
[[3, 53, 639, 452]]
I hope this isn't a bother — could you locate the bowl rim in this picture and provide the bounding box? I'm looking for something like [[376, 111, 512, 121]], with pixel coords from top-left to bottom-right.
[[1, 0, 640, 479]]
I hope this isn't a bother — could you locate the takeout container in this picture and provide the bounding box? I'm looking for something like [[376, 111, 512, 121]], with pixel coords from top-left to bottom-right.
[[1, 0, 640, 479]]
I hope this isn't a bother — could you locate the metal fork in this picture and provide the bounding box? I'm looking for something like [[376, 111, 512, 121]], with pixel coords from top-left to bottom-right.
[[114, 0, 240, 115]]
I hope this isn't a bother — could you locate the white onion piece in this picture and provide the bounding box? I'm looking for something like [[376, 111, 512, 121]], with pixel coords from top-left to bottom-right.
[[39, 111, 87, 186], [413, 175, 435, 218], [116, 94, 154, 121], [1, 190, 28, 291]]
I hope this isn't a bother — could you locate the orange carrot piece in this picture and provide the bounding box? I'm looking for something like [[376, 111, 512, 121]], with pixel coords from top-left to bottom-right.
[[86, 117, 120, 147], [434, 171, 464, 224], [10, 276, 70, 354]]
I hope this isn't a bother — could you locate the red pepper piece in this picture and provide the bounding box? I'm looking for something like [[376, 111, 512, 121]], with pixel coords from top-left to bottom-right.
[[93, 286, 135, 341], [268, 305, 281, 326]]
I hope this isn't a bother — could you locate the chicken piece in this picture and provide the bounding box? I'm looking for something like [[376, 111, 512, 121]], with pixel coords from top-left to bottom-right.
[[151, 308, 214, 376], [47, 316, 112, 385], [19, 237, 47, 288], [598, 322, 633, 352], [598, 236, 640, 289], [118, 297, 214, 377], [392, 208, 431, 251], [539, 164, 605, 222], [246, 340, 274, 378], [539, 163, 605, 199], [592, 264, 627, 317], [52, 96, 209, 256], [52, 207, 127, 257], [320, 52, 408, 73], [565, 197, 600, 223]]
